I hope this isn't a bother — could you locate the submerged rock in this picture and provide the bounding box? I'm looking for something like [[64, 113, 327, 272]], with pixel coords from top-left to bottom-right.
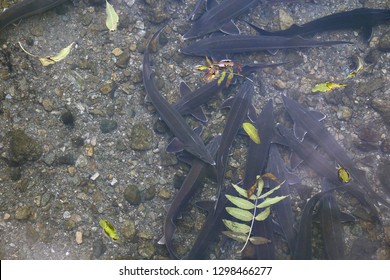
[[124, 185, 141, 205], [8, 130, 43, 165], [129, 123, 153, 151]]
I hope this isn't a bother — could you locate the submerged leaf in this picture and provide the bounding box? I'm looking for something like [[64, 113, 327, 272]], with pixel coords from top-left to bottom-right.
[[258, 180, 286, 199], [225, 195, 255, 210], [231, 183, 252, 199], [249, 236, 271, 245], [19, 42, 74, 66], [261, 172, 279, 183], [254, 207, 271, 221], [106, 0, 119, 31], [99, 218, 119, 240], [222, 230, 247, 243], [312, 82, 347, 93], [223, 219, 251, 234], [242, 122, 260, 144], [226, 207, 253, 222], [256, 196, 288, 208], [346, 56, 364, 79]]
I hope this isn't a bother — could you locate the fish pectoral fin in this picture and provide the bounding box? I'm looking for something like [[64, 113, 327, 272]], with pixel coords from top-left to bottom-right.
[[166, 137, 184, 153], [157, 236, 166, 245], [293, 123, 307, 142], [309, 110, 326, 121], [219, 20, 240, 35], [195, 200, 216, 214], [179, 81, 193, 97], [267, 49, 279, 55], [190, 107, 208, 122]]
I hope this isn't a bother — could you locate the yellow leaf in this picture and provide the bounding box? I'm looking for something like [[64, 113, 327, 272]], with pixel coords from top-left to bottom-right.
[[99, 218, 119, 240], [346, 56, 364, 79], [312, 82, 347, 93], [19, 41, 74, 66], [242, 122, 260, 144], [106, 0, 119, 32], [249, 236, 271, 245]]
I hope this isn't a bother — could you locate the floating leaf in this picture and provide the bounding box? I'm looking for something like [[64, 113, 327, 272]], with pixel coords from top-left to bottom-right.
[[242, 122, 260, 144], [19, 42, 74, 66], [99, 218, 119, 240], [226, 207, 253, 222], [258, 180, 286, 199], [256, 196, 288, 208], [106, 0, 119, 32], [312, 82, 347, 93], [223, 219, 251, 234], [254, 207, 271, 221], [226, 194, 255, 210], [222, 230, 247, 243], [249, 236, 271, 245]]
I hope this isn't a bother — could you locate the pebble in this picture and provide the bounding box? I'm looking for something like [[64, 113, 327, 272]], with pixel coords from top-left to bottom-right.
[[100, 83, 113, 95], [129, 123, 154, 150], [336, 106, 352, 120], [61, 111, 75, 127], [371, 97, 390, 125], [115, 53, 131, 69], [91, 238, 106, 259], [137, 242, 155, 259], [42, 99, 54, 112], [90, 172, 100, 181], [85, 144, 94, 157], [75, 231, 83, 244], [15, 206, 32, 220], [273, 79, 286, 90], [112, 48, 123, 56], [9, 129, 43, 164], [63, 211, 72, 219], [278, 9, 294, 30], [124, 185, 141, 205], [158, 188, 172, 199], [100, 119, 118, 134]]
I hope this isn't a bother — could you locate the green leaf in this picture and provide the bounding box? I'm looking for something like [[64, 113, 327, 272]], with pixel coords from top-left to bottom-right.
[[311, 82, 347, 93], [99, 218, 119, 240], [232, 183, 251, 199], [242, 122, 261, 144], [258, 180, 285, 199], [256, 196, 288, 208], [225, 194, 255, 210], [249, 236, 271, 245], [254, 207, 271, 221], [226, 207, 253, 222], [256, 176, 264, 197], [222, 219, 251, 234], [106, 0, 119, 32], [222, 231, 247, 243]]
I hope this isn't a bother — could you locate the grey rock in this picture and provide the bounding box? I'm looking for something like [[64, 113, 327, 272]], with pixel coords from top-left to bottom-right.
[[124, 185, 141, 205], [100, 119, 118, 134], [371, 97, 390, 125], [8, 130, 43, 165], [129, 123, 153, 151]]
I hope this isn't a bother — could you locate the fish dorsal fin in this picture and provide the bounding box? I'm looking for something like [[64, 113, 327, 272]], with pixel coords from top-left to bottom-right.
[[293, 123, 307, 142], [220, 20, 240, 35], [286, 171, 301, 185], [220, 96, 234, 109], [144, 93, 151, 103], [339, 212, 357, 223], [309, 110, 326, 121], [247, 104, 257, 123], [157, 236, 166, 245], [179, 81, 193, 97], [191, 107, 208, 123]]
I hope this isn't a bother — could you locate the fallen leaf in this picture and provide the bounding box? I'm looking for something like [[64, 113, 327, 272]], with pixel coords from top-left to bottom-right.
[[106, 0, 119, 32]]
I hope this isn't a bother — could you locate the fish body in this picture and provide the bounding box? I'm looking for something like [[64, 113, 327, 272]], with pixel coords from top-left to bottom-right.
[[241, 99, 275, 259], [162, 135, 221, 259], [184, 0, 259, 39], [215, 79, 254, 204], [266, 144, 298, 256], [248, 8, 390, 41], [180, 34, 351, 57], [143, 27, 215, 165], [281, 95, 390, 208], [0, 0, 68, 31]]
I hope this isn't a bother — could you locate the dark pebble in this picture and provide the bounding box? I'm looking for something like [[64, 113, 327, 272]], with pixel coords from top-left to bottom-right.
[[129, 123, 153, 151], [100, 119, 118, 134], [9, 167, 22, 181], [91, 238, 106, 259], [378, 159, 390, 195], [124, 185, 141, 205], [115, 53, 131, 69], [153, 119, 169, 134], [356, 126, 380, 143], [61, 111, 75, 127], [55, 153, 76, 166], [381, 139, 390, 154], [350, 238, 380, 259], [9, 129, 43, 165], [143, 186, 156, 201], [71, 136, 84, 148]]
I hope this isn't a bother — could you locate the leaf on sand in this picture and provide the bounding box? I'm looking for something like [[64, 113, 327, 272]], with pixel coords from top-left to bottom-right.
[[242, 122, 260, 144], [311, 82, 347, 93], [106, 0, 119, 32], [19, 42, 75, 66], [225, 194, 255, 210], [222, 219, 251, 234], [99, 218, 119, 240], [226, 207, 253, 222]]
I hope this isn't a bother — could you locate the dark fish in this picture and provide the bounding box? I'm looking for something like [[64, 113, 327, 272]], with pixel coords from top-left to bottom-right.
[[319, 179, 345, 260], [143, 26, 215, 165], [281, 95, 390, 208], [215, 79, 254, 205], [266, 144, 299, 256], [180, 34, 351, 57], [241, 99, 275, 259], [0, 0, 68, 31], [160, 135, 221, 259], [246, 8, 390, 42], [276, 124, 380, 221], [184, 0, 259, 39]]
